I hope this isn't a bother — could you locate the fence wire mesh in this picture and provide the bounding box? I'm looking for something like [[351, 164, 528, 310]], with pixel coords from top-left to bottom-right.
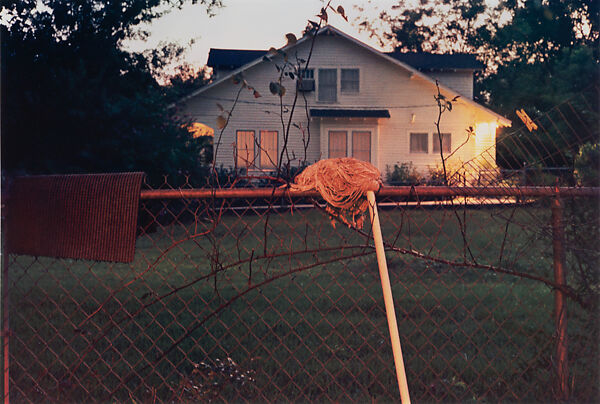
[[2, 87, 599, 402], [4, 182, 599, 403]]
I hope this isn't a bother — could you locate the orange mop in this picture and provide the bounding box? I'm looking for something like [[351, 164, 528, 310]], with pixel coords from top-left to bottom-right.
[[291, 157, 411, 404]]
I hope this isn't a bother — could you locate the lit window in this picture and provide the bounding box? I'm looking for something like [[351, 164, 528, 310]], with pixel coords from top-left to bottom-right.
[[410, 133, 428, 153], [236, 130, 255, 168], [341, 69, 359, 93], [318, 69, 337, 102], [432, 133, 451, 154], [328, 131, 347, 158], [352, 131, 371, 162], [260, 130, 278, 169]]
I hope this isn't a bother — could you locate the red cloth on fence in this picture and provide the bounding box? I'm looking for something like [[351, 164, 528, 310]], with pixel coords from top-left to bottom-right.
[[6, 172, 144, 263]]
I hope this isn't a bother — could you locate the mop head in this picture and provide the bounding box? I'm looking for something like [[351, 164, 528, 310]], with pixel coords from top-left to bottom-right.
[[291, 157, 382, 228]]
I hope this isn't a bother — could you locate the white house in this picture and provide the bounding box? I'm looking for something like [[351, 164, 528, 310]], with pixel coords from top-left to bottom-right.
[[176, 25, 511, 181]]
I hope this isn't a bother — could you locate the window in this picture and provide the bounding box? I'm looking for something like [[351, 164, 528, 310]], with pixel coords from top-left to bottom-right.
[[260, 130, 278, 169], [410, 132, 428, 154], [236, 130, 255, 168], [352, 131, 371, 162], [300, 68, 314, 79], [432, 133, 451, 154], [318, 69, 337, 102], [328, 131, 347, 158], [341, 69, 359, 93]]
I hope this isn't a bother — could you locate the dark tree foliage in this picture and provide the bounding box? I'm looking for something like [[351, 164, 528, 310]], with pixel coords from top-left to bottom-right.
[[1, 0, 220, 184]]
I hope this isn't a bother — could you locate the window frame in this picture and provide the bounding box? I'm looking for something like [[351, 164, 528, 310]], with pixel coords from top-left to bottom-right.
[[410, 132, 429, 154], [259, 130, 278, 169], [432, 132, 452, 154], [318, 68, 338, 103], [328, 130, 348, 158], [341, 68, 360, 94], [352, 130, 371, 162], [236, 130, 256, 169]]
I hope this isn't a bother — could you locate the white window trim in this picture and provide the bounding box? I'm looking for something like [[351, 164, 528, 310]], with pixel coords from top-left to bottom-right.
[[341, 68, 360, 95], [236, 130, 256, 169], [321, 121, 378, 166], [259, 130, 279, 169], [409, 132, 429, 154], [315, 67, 361, 103], [432, 132, 452, 154]]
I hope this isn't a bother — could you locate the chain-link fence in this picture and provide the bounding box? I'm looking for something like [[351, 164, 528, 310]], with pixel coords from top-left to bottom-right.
[[2, 180, 598, 403]]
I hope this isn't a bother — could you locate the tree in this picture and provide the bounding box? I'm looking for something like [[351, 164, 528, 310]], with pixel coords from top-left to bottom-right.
[[1, 0, 221, 184]]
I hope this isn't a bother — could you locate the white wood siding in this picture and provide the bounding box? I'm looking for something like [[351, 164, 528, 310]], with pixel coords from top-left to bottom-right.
[[427, 70, 474, 99], [178, 33, 502, 178]]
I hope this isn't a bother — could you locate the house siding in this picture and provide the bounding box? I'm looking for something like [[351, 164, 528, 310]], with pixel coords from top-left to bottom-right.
[[178, 32, 504, 179], [427, 70, 474, 99]]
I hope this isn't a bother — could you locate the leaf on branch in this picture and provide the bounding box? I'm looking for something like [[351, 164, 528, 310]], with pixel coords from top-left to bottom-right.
[[446, 101, 452, 111], [216, 103, 224, 112], [285, 33, 297, 46], [452, 95, 460, 101], [253, 89, 261, 98], [317, 8, 328, 23], [288, 71, 295, 80], [232, 73, 243, 85], [216, 115, 227, 130], [336, 5, 348, 21], [269, 81, 280, 95]]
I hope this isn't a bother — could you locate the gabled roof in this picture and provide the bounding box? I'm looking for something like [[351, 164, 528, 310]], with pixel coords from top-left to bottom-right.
[[207, 49, 267, 70], [207, 49, 483, 72], [385, 52, 484, 71], [182, 25, 510, 126]]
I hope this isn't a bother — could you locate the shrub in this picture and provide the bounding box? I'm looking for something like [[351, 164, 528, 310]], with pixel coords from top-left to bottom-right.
[[385, 162, 423, 185]]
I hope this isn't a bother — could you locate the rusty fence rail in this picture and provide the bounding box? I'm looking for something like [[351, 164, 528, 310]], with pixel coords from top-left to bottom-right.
[[2, 184, 599, 402]]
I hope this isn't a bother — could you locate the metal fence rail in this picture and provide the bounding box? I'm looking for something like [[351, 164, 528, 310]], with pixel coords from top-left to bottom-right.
[[2, 183, 598, 403]]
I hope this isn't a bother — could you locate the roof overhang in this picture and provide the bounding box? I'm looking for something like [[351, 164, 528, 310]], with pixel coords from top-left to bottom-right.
[[310, 109, 390, 118]]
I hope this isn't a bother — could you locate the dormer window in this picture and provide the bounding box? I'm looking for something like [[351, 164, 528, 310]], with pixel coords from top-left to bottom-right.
[[341, 69, 359, 93]]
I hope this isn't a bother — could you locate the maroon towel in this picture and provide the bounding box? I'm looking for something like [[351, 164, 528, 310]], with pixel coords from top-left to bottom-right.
[[6, 172, 144, 263]]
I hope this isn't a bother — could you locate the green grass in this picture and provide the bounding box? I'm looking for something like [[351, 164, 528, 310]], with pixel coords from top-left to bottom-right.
[[7, 205, 599, 402]]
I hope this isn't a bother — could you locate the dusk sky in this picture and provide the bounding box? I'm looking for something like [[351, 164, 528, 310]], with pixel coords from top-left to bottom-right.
[[125, 0, 399, 72]]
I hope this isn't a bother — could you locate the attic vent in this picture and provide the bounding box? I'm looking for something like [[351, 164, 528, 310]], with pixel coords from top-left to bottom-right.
[[297, 79, 315, 92]]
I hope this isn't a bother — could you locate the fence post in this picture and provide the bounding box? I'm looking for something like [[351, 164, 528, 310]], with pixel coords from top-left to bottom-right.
[[551, 194, 569, 401]]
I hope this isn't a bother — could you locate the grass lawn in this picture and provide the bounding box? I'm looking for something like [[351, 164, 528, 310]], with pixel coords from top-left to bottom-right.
[[7, 202, 598, 402]]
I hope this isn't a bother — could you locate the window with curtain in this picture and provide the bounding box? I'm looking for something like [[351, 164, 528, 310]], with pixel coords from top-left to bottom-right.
[[352, 131, 371, 162], [318, 69, 337, 102], [410, 132, 428, 153], [328, 131, 347, 158], [259, 130, 278, 169], [236, 130, 255, 168], [341, 69, 359, 93], [432, 133, 451, 154]]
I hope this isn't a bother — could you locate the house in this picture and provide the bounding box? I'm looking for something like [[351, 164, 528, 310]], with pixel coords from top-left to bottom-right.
[[176, 25, 511, 181]]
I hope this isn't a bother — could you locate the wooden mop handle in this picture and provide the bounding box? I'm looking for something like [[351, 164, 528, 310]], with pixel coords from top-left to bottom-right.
[[366, 190, 411, 404]]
